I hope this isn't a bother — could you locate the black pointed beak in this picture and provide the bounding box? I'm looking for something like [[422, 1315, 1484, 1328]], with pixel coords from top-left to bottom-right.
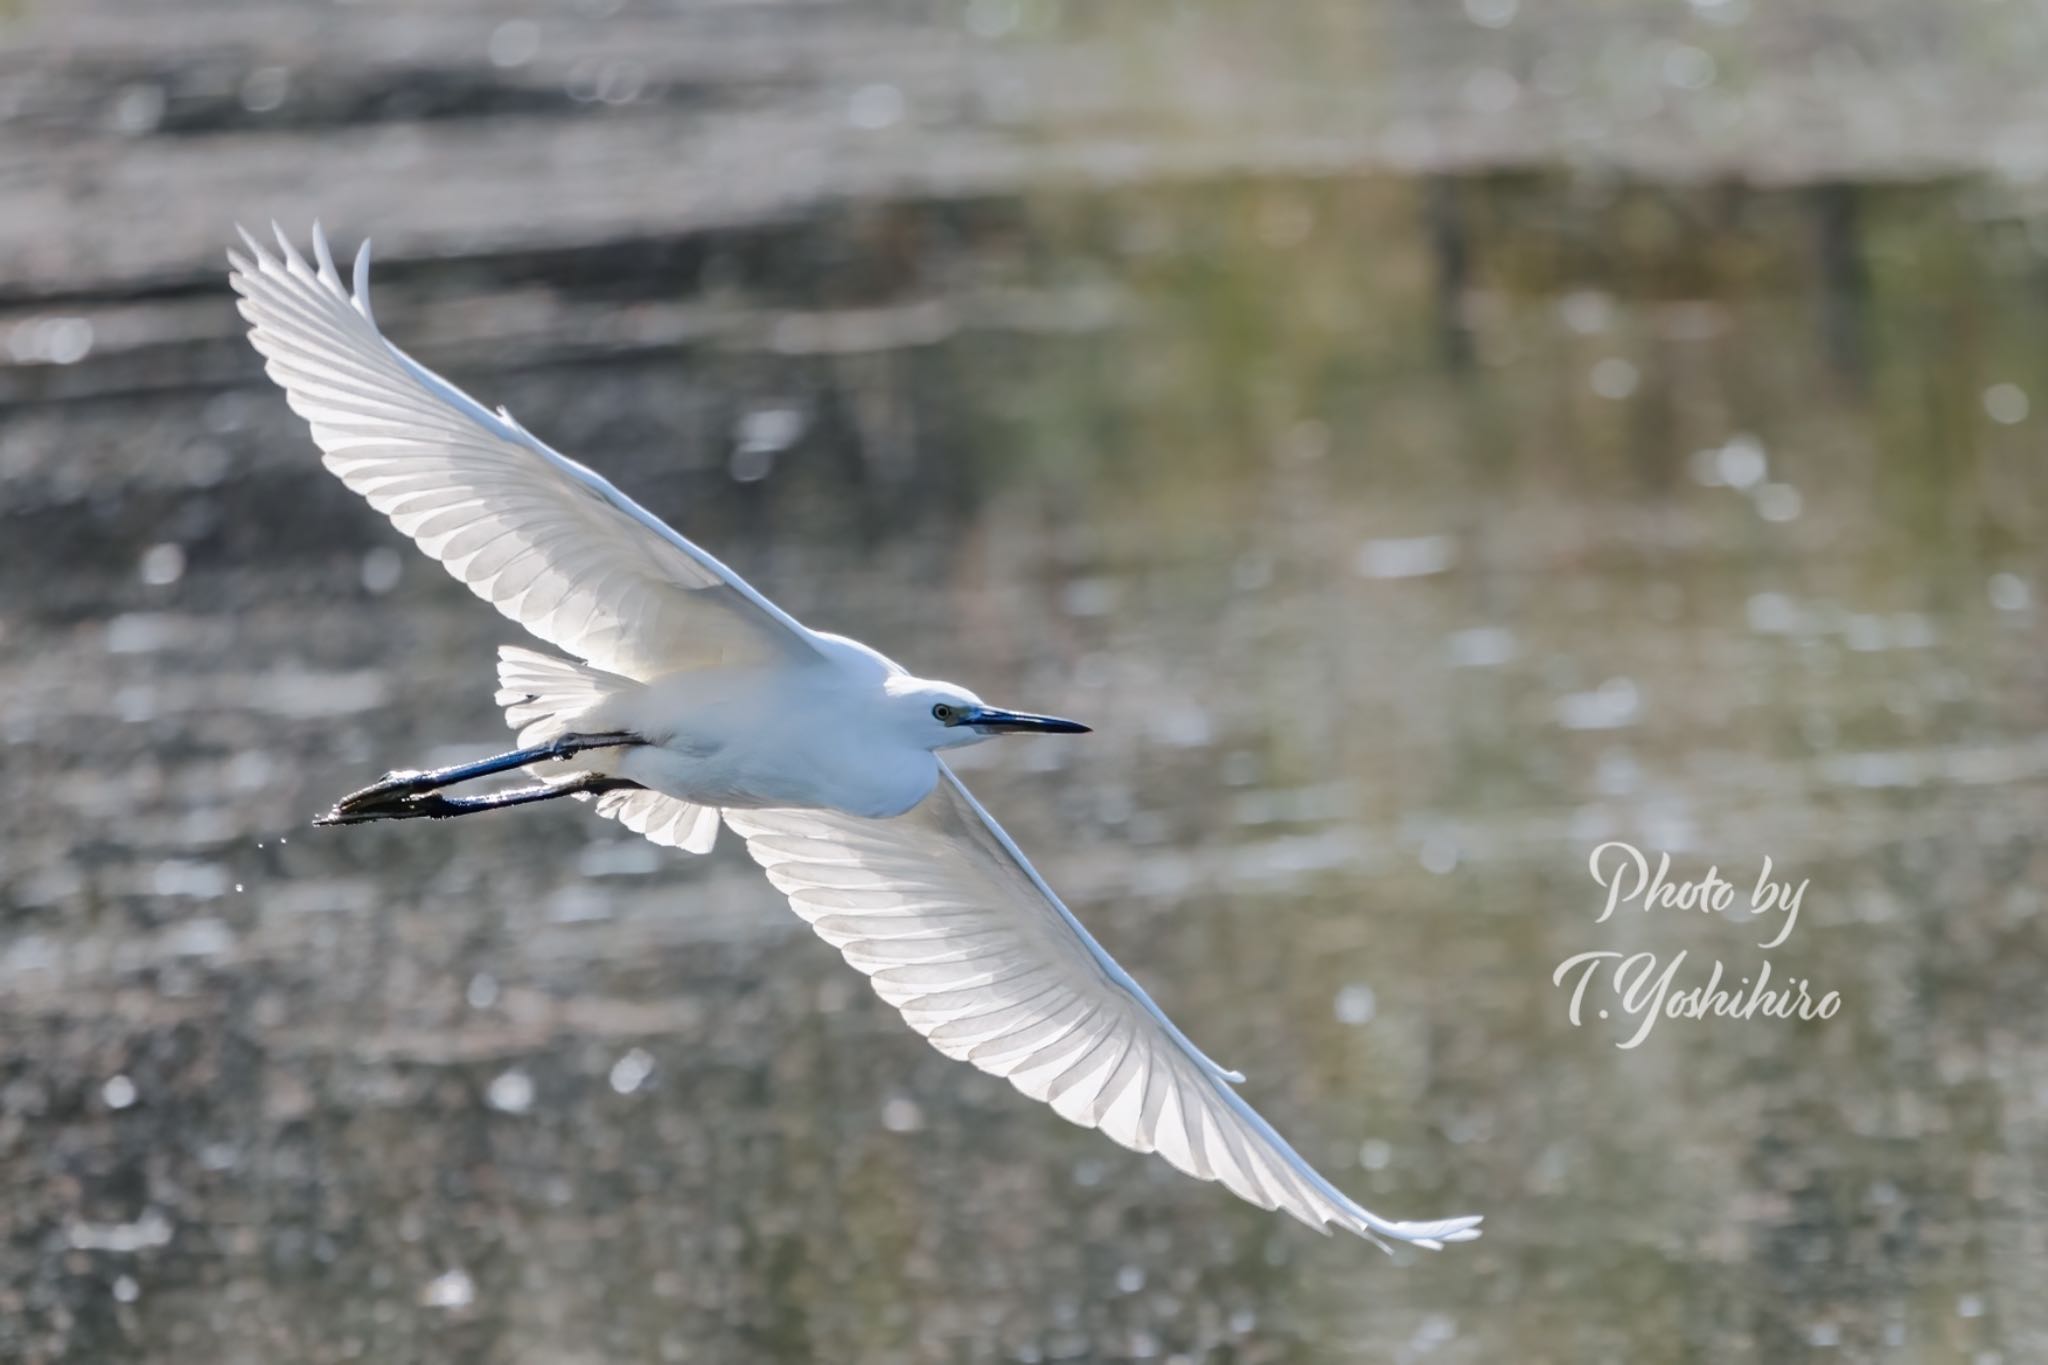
[[964, 706, 1091, 735]]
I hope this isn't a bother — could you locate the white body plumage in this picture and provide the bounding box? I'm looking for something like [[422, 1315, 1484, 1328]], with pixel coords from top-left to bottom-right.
[[554, 635, 962, 821]]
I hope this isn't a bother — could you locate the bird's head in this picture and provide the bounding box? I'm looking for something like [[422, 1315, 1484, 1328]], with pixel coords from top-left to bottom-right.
[[890, 678, 1091, 751]]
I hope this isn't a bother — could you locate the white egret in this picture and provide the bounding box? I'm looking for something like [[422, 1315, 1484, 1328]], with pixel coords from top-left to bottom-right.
[[228, 224, 1481, 1251]]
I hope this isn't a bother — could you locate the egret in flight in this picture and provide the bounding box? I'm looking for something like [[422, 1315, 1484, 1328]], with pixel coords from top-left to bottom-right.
[[228, 224, 1481, 1252]]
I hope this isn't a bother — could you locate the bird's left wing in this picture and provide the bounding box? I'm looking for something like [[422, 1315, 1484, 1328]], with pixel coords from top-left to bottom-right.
[[725, 766, 1482, 1250], [229, 224, 821, 679]]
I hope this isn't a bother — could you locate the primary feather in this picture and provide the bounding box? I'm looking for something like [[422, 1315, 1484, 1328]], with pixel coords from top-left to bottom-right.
[[228, 223, 817, 679], [729, 770, 1481, 1250]]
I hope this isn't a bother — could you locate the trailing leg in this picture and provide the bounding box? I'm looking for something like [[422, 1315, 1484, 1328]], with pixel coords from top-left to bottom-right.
[[316, 772, 644, 826], [318, 731, 642, 825]]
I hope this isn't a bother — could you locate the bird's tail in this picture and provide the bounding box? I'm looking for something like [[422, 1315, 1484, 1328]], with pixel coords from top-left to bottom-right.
[[495, 645, 635, 746], [492, 646, 719, 854]]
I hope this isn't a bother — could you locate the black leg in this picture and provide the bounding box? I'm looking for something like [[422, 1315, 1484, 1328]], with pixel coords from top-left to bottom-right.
[[319, 731, 643, 825], [316, 773, 644, 826]]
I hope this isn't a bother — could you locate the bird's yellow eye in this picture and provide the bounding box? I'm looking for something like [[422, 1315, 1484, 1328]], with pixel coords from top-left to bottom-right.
[[932, 704, 955, 723]]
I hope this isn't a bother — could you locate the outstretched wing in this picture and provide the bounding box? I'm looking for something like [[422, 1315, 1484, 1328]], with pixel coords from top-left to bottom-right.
[[725, 766, 1483, 1250], [229, 223, 820, 680]]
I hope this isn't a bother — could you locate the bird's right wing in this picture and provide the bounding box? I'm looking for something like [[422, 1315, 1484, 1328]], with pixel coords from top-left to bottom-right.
[[229, 224, 821, 679], [725, 766, 1483, 1250]]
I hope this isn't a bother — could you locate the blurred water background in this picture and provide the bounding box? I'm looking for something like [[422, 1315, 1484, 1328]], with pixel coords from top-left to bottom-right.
[[6, 1, 2048, 1361]]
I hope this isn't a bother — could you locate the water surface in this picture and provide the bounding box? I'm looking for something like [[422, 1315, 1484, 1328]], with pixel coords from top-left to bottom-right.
[[5, 158, 2048, 1363]]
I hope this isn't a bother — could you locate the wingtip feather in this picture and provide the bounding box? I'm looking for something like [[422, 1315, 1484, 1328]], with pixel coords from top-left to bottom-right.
[[1368, 1213, 1484, 1251], [311, 221, 343, 289], [352, 238, 376, 323]]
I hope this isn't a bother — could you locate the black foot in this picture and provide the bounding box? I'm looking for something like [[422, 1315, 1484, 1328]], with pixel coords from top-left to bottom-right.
[[315, 789, 482, 825], [319, 769, 443, 824], [311, 732, 644, 828], [314, 772, 644, 826]]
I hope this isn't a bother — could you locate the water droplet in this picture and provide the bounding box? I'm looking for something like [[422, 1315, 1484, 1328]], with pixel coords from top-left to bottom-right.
[[239, 66, 291, 114], [109, 84, 166, 136], [847, 83, 906, 130], [7, 316, 95, 365], [420, 1268, 475, 1310], [48, 319, 93, 365], [1445, 625, 1517, 668], [594, 59, 646, 106], [1355, 534, 1458, 580], [735, 406, 806, 455], [1558, 289, 1614, 335], [1715, 434, 1768, 489], [880, 1095, 924, 1132], [488, 20, 541, 68], [1556, 677, 1641, 730], [1589, 357, 1639, 400], [1745, 591, 1803, 635], [67, 1210, 171, 1252], [1333, 984, 1377, 1025], [608, 1049, 655, 1095], [1984, 382, 2029, 425], [360, 547, 403, 595], [139, 543, 185, 587], [1989, 572, 2031, 612], [486, 1068, 534, 1114]]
